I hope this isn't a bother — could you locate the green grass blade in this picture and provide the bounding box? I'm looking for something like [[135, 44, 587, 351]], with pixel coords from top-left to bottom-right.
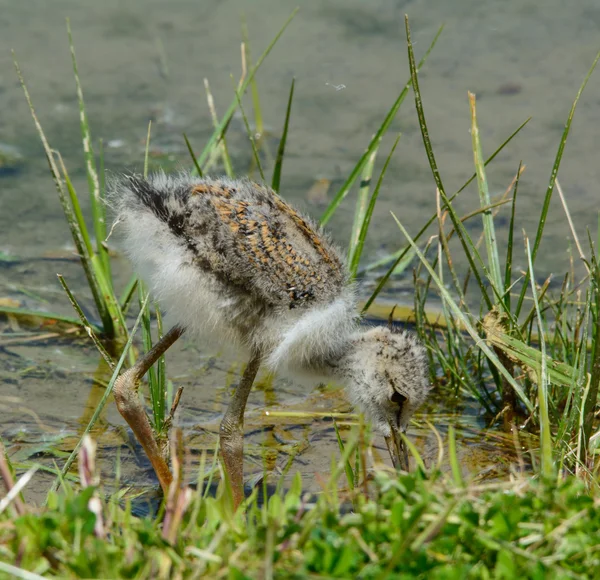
[[469, 92, 502, 292], [532, 52, 600, 263], [504, 163, 522, 310], [0, 561, 46, 580], [447, 425, 463, 487], [362, 196, 510, 314], [234, 83, 265, 182], [204, 77, 234, 177], [63, 147, 125, 336], [349, 135, 400, 278], [320, 24, 444, 227], [401, 434, 426, 472], [328, 427, 359, 497], [57, 274, 114, 369], [241, 20, 265, 140], [15, 54, 128, 340], [348, 147, 378, 266], [67, 20, 107, 275], [515, 51, 600, 317], [203, 437, 221, 499], [525, 238, 554, 479], [156, 305, 167, 410], [362, 244, 418, 315], [560, 286, 591, 452], [333, 422, 355, 491], [436, 192, 469, 312], [483, 314, 577, 388], [88, 250, 127, 340], [62, 153, 127, 339], [138, 283, 162, 431], [56, 153, 95, 260], [119, 275, 139, 314], [98, 138, 111, 276], [195, 9, 298, 169], [14, 57, 110, 331], [272, 77, 295, 192], [357, 245, 415, 277], [405, 16, 444, 198], [455, 117, 530, 197], [581, 241, 600, 461], [184, 134, 203, 177], [405, 15, 494, 310], [0, 305, 101, 332]]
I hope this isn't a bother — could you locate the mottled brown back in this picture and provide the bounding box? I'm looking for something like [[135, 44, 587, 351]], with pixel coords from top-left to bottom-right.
[[116, 174, 348, 311]]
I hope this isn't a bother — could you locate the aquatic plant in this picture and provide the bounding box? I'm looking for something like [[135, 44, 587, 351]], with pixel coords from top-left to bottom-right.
[[399, 15, 600, 480]]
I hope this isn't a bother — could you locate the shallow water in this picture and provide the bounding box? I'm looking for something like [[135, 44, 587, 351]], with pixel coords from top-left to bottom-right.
[[1, 322, 521, 506], [1, 0, 596, 502]]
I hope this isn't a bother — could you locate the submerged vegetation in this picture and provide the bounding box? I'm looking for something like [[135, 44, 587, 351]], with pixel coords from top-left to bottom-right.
[[2, 10, 600, 579]]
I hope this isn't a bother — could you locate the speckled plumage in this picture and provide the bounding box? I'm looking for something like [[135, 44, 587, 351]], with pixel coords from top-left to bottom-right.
[[123, 174, 345, 308], [109, 172, 430, 439]]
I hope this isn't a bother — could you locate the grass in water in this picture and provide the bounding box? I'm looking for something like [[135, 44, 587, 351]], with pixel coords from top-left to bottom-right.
[[2, 11, 600, 580]]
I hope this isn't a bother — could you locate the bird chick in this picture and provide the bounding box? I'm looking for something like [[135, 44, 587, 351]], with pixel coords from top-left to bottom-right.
[[109, 172, 430, 503]]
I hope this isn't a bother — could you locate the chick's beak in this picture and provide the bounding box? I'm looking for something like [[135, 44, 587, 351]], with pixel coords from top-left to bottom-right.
[[384, 421, 409, 471]]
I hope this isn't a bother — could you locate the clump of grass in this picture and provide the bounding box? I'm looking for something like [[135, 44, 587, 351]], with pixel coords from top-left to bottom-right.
[[398, 14, 600, 477], [4, 433, 600, 579], [10, 22, 129, 348]]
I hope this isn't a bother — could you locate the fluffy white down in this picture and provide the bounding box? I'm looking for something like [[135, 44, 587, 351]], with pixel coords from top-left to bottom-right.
[[119, 207, 237, 338], [263, 290, 358, 371]]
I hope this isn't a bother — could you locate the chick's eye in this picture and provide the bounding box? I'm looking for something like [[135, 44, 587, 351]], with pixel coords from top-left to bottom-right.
[[390, 391, 407, 406]]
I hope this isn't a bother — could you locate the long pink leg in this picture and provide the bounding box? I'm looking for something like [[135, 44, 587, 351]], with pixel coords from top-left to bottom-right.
[[113, 326, 184, 494]]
